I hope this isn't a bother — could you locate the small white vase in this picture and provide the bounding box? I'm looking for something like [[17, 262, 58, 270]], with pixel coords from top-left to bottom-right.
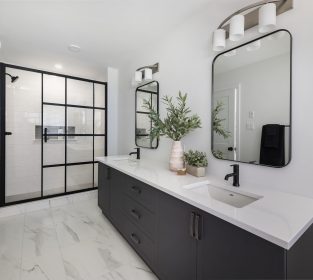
[[169, 141, 184, 171]]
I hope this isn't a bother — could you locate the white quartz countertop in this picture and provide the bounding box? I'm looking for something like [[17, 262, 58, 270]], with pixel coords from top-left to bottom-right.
[[97, 156, 313, 250]]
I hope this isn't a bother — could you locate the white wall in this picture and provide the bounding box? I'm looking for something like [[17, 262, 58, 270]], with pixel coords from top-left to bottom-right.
[[117, 1, 313, 198], [107, 67, 119, 155]]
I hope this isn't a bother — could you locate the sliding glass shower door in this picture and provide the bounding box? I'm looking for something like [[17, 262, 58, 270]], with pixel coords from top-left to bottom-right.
[[2, 64, 107, 205]]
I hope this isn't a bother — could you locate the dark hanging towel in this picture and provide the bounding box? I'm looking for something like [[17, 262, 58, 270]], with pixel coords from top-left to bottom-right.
[[259, 124, 285, 167]]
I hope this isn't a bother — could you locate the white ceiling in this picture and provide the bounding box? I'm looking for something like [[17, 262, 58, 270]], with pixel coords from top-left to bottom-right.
[[0, 0, 257, 80]]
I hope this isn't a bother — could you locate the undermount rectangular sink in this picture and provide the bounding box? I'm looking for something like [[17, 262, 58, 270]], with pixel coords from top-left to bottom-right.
[[185, 183, 261, 208]]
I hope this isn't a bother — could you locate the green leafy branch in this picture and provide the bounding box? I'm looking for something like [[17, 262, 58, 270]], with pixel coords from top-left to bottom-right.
[[212, 101, 230, 139], [184, 150, 208, 167], [143, 92, 201, 141]]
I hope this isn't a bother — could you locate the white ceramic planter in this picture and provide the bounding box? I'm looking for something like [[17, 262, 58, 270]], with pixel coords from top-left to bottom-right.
[[186, 165, 206, 177], [169, 141, 184, 171]]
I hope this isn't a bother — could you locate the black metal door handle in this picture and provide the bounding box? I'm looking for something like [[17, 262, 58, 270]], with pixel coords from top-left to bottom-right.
[[195, 214, 201, 240], [44, 128, 48, 143], [228, 147, 234, 151], [5, 132, 12, 135], [130, 233, 141, 244], [190, 212, 195, 238], [130, 209, 141, 220], [131, 186, 142, 194]]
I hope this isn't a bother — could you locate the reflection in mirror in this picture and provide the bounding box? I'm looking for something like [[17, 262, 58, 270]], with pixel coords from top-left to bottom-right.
[[212, 30, 291, 167], [135, 81, 159, 149]]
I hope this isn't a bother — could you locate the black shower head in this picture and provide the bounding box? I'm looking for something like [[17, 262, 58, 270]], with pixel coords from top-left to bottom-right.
[[5, 73, 19, 83]]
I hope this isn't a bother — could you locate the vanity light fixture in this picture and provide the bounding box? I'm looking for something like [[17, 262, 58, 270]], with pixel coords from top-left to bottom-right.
[[213, 29, 226, 51], [134, 63, 159, 84], [229, 15, 245, 42], [143, 68, 153, 81], [212, 0, 293, 52], [259, 3, 277, 33], [135, 71, 142, 82]]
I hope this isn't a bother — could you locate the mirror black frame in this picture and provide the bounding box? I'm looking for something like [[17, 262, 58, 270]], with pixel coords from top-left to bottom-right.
[[135, 80, 159, 149], [211, 29, 292, 168]]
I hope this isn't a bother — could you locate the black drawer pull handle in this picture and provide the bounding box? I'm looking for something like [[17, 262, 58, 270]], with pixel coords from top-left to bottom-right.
[[190, 212, 195, 238], [130, 233, 141, 244], [131, 209, 141, 220], [131, 186, 142, 194], [5, 132, 12, 136], [195, 214, 201, 240], [44, 128, 48, 143]]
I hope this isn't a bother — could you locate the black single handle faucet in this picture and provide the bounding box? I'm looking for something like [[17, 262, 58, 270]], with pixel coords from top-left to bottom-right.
[[129, 147, 140, 160], [224, 164, 240, 187]]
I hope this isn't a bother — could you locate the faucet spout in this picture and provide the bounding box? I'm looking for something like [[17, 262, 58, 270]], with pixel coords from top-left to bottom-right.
[[224, 173, 235, 181], [224, 164, 240, 187], [129, 147, 140, 160]]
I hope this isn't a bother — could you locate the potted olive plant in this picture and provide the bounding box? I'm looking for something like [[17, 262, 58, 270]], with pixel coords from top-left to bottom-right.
[[144, 92, 201, 171], [184, 150, 208, 177]]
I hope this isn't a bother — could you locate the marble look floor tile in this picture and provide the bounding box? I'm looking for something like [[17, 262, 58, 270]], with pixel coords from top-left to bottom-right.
[[0, 197, 158, 280], [97, 265, 158, 280], [0, 215, 25, 280], [21, 224, 66, 280], [0, 205, 24, 219], [24, 209, 54, 230], [52, 203, 116, 248]]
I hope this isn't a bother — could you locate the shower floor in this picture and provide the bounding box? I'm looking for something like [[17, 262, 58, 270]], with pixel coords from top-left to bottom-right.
[[5, 184, 95, 203]]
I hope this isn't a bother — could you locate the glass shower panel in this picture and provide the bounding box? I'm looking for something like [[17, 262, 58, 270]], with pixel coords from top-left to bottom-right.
[[94, 83, 105, 108], [94, 109, 105, 134], [67, 107, 93, 134], [67, 79, 93, 107], [43, 74, 65, 104], [67, 136, 93, 163], [94, 163, 98, 187], [67, 164, 93, 192], [43, 141, 65, 166], [43, 105, 65, 134], [42, 105, 65, 166], [43, 166, 65, 196], [94, 136, 105, 158], [5, 68, 42, 203]]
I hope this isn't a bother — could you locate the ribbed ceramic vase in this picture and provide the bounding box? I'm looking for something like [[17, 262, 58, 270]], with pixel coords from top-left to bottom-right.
[[169, 141, 184, 171]]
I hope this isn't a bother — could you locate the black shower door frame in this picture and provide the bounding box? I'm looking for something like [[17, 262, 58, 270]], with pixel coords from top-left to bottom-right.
[[0, 63, 108, 207]]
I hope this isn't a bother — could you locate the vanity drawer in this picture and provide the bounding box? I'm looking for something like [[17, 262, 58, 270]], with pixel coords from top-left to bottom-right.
[[122, 195, 156, 239], [123, 176, 157, 212], [122, 218, 155, 267]]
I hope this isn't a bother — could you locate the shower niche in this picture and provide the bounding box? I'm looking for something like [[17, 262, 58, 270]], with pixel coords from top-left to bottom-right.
[[0, 64, 107, 205]]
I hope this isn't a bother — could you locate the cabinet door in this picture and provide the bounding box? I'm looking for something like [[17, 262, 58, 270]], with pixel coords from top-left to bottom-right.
[[98, 163, 110, 217], [156, 191, 197, 280], [197, 210, 286, 280]]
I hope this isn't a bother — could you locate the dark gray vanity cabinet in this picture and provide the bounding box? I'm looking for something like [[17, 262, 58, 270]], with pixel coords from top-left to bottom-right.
[[156, 191, 197, 280], [103, 165, 157, 269], [98, 164, 110, 216], [98, 163, 313, 280], [197, 210, 286, 280]]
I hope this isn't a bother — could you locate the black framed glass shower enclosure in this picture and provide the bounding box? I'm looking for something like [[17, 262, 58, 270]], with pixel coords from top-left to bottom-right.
[[0, 63, 107, 206]]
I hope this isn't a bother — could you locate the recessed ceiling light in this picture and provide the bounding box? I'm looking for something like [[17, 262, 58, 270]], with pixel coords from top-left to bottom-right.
[[68, 44, 81, 52], [54, 64, 63, 69]]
